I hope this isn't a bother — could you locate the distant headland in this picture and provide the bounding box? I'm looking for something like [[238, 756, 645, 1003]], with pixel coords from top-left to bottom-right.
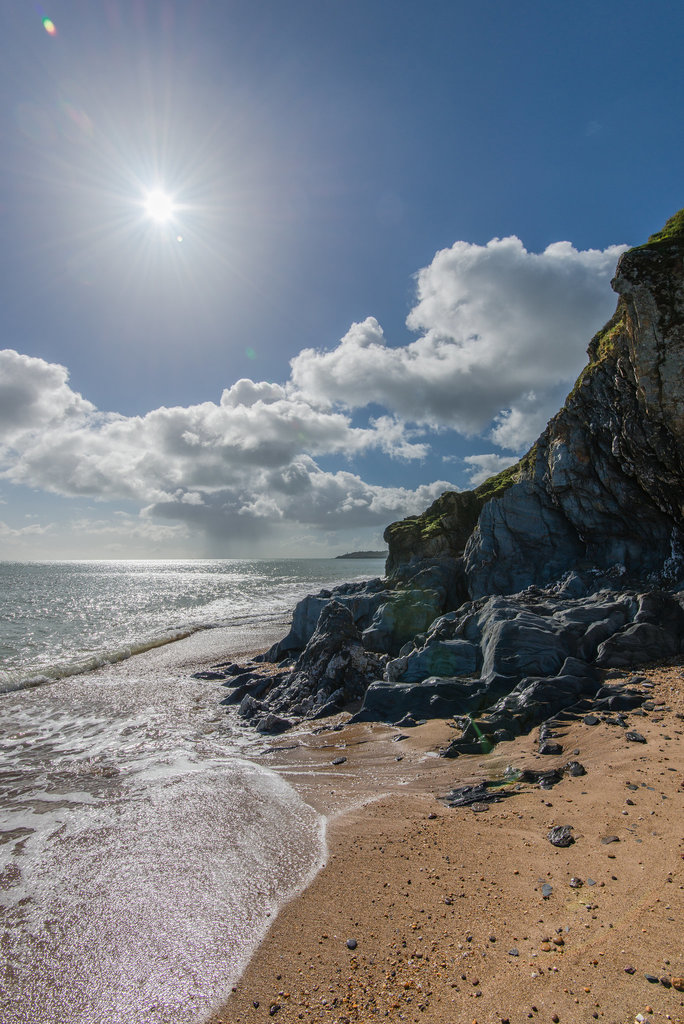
[[335, 550, 387, 559]]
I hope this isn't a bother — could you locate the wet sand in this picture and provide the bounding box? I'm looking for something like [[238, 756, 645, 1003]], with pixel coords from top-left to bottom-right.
[[207, 662, 684, 1024]]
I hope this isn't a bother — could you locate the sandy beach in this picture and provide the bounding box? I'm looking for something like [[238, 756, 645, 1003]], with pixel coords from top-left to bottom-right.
[[207, 660, 684, 1024]]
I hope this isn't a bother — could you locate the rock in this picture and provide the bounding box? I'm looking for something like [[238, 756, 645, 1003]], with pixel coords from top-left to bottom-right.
[[519, 768, 563, 788], [541, 883, 553, 898], [443, 782, 514, 808], [548, 825, 575, 847], [346, 938, 357, 950], [600, 835, 620, 844], [570, 877, 583, 888], [564, 760, 586, 776], [583, 714, 600, 726], [539, 741, 563, 755], [393, 638, 480, 683], [626, 730, 647, 743], [331, 756, 347, 765], [255, 713, 293, 735]]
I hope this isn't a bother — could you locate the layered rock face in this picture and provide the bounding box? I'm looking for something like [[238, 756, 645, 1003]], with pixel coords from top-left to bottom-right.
[[211, 212, 684, 742]]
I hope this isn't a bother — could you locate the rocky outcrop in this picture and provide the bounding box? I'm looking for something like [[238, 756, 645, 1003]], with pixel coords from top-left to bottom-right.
[[212, 211, 684, 741]]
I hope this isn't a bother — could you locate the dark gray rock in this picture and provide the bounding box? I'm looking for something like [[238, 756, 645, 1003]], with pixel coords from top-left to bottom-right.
[[255, 713, 293, 735], [625, 730, 647, 743], [548, 825, 575, 847]]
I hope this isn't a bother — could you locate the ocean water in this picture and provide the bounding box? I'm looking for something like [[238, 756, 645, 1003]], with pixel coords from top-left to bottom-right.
[[0, 558, 385, 1024]]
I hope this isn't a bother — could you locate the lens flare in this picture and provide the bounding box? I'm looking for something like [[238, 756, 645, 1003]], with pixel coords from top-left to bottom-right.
[[42, 17, 57, 36]]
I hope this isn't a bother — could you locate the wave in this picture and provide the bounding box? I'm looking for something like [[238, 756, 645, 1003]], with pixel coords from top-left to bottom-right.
[[0, 624, 211, 695]]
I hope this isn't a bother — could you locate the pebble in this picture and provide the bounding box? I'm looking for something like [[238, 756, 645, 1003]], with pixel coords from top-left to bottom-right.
[[332, 756, 347, 765], [569, 877, 583, 888], [541, 883, 553, 898], [346, 938, 358, 950], [583, 714, 600, 726], [645, 974, 659, 983], [600, 835, 620, 844], [626, 730, 647, 743], [548, 825, 574, 847]]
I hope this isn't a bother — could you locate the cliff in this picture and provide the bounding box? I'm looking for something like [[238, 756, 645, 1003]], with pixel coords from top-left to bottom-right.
[[208, 212, 684, 748], [386, 209, 684, 596]]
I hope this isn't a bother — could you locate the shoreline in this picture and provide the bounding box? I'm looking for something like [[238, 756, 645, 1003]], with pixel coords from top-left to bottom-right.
[[207, 659, 684, 1024]]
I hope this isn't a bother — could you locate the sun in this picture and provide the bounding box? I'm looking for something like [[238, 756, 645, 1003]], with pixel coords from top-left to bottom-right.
[[144, 189, 175, 223]]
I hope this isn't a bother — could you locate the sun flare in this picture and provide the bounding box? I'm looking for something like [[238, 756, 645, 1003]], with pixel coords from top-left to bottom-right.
[[144, 189, 175, 223]]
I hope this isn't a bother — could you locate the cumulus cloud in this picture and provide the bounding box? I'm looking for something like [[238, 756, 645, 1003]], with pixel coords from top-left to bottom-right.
[[0, 348, 449, 545], [0, 350, 94, 444], [0, 230, 628, 549], [291, 236, 626, 449]]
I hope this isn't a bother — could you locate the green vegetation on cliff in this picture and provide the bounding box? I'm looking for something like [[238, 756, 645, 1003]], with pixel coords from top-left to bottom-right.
[[640, 207, 684, 249]]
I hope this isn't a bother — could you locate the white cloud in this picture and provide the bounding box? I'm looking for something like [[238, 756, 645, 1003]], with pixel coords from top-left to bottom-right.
[[0, 519, 52, 537], [0, 350, 94, 444], [0, 349, 450, 545], [0, 230, 627, 550], [462, 453, 519, 487], [291, 236, 626, 448]]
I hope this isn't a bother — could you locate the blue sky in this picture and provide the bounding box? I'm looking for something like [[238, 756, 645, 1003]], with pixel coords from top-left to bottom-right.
[[0, 0, 682, 558]]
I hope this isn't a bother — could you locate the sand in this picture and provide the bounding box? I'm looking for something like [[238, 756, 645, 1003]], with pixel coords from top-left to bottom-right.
[[204, 661, 684, 1024]]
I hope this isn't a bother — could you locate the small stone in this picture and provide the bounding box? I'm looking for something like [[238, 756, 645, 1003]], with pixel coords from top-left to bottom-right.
[[539, 742, 563, 755], [583, 714, 600, 726], [508, 948, 519, 956], [660, 977, 672, 988], [541, 942, 552, 952], [548, 825, 574, 848], [541, 883, 553, 898], [671, 977, 684, 991], [269, 1005, 280, 1016], [626, 730, 647, 743], [644, 973, 659, 983], [552, 1015, 560, 1023], [569, 877, 583, 888], [346, 938, 358, 950], [623, 965, 636, 974], [600, 835, 620, 844], [332, 756, 347, 765]]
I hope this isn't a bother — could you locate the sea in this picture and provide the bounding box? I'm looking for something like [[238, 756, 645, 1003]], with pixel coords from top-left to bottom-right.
[[0, 557, 386, 1024]]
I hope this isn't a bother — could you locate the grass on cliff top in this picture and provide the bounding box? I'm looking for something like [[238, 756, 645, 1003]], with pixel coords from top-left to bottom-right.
[[637, 207, 684, 250]]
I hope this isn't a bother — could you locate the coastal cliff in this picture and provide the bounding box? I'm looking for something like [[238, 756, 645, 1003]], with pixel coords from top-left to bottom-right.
[[386, 208, 684, 594], [206, 212, 684, 746]]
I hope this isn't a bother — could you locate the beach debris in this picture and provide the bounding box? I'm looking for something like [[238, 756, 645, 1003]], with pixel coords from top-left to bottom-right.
[[548, 825, 575, 847]]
